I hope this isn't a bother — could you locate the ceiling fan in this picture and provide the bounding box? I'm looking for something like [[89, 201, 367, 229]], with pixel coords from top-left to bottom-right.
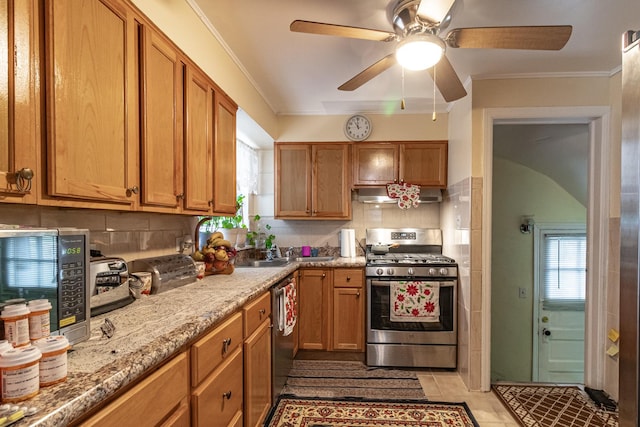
[[290, 0, 572, 102]]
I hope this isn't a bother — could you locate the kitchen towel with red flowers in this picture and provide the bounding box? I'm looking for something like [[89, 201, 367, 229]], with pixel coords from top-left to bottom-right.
[[386, 181, 420, 209], [279, 281, 297, 336], [391, 281, 440, 322]]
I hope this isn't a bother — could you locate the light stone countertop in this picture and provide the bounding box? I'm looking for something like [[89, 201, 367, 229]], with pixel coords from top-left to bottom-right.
[[19, 257, 365, 426]]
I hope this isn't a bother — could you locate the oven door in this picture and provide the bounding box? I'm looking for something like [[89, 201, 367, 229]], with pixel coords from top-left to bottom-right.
[[367, 279, 457, 345]]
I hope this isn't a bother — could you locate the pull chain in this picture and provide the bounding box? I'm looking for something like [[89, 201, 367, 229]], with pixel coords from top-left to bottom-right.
[[401, 67, 406, 110], [432, 65, 437, 121]]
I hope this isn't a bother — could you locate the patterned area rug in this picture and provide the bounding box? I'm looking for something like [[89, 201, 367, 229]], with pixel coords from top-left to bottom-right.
[[265, 396, 479, 427], [281, 359, 426, 400], [492, 384, 618, 426]]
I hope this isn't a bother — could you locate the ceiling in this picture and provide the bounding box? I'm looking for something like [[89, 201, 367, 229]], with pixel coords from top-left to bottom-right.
[[190, 0, 638, 120]]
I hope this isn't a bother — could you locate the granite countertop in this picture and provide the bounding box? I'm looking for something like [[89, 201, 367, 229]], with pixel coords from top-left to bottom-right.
[[19, 257, 365, 426]]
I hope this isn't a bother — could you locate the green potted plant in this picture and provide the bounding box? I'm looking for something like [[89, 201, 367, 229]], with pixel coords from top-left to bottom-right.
[[247, 214, 276, 255], [205, 194, 249, 248]]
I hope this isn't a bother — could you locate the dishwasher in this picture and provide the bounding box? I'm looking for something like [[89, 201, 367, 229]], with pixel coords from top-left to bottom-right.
[[271, 273, 296, 404]]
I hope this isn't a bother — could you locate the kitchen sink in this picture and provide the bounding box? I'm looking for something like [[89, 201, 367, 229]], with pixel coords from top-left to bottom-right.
[[242, 258, 291, 268], [294, 256, 335, 262]]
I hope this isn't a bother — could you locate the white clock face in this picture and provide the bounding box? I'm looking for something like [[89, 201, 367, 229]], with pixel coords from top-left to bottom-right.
[[345, 115, 372, 141]]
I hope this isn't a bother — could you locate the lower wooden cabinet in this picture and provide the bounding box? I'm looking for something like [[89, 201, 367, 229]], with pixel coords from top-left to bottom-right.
[[332, 269, 364, 351], [298, 267, 365, 352], [298, 268, 331, 350], [82, 352, 189, 427]]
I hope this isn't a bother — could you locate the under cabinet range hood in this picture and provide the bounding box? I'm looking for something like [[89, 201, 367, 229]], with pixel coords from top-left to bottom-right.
[[354, 188, 442, 204]]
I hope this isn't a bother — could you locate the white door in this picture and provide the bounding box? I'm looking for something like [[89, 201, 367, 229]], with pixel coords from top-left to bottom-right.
[[534, 226, 586, 383]]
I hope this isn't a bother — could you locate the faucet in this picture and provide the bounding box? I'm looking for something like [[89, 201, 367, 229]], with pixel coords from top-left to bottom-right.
[[285, 247, 294, 258], [194, 217, 212, 252]]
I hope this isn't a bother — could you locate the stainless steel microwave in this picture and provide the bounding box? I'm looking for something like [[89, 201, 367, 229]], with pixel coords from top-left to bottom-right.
[[0, 226, 91, 345]]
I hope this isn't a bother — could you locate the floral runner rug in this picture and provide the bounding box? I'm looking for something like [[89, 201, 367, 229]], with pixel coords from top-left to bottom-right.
[[265, 396, 479, 427], [492, 384, 618, 426]]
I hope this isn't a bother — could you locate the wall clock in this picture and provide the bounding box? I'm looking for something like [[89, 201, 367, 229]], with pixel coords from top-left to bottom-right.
[[344, 114, 372, 142]]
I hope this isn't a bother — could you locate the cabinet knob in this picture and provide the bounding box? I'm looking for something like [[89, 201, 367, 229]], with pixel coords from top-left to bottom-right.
[[6, 167, 34, 193], [356, 291, 360, 298], [126, 186, 139, 196], [208, 199, 214, 206], [346, 276, 351, 281], [222, 337, 232, 354], [176, 193, 184, 200], [321, 273, 326, 278], [222, 391, 232, 400]]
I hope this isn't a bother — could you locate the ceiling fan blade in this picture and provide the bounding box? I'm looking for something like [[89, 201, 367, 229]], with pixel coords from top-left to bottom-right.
[[290, 20, 396, 42], [338, 54, 397, 91], [417, 0, 456, 25], [428, 56, 467, 102], [446, 26, 572, 50]]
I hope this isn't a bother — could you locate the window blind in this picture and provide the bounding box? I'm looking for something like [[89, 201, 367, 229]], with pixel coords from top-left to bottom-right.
[[542, 233, 586, 310]]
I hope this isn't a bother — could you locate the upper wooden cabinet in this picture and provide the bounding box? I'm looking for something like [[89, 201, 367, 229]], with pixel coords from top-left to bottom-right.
[[0, 0, 39, 204], [184, 64, 214, 213], [212, 91, 238, 215], [275, 142, 351, 219], [353, 141, 448, 188], [43, 0, 139, 207], [139, 25, 184, 210]]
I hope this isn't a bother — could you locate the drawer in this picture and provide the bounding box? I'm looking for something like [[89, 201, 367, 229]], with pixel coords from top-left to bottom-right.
[[83, 352, 189, 426], [191, 311, 243, 386], [191, 346, 244, 427], [243, 291, 271, 337], [333, 268, 363, 288]]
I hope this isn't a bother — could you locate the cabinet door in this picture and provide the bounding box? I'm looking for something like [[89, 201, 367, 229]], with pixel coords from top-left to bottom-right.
[[243, 319, 272, 427], [140, 26, 183, 209], [45, 0, 137, 205], [352, 143, 398, 186], [332, 287, 364, 351], [212, 91, 237, 214], [312, 144, 351, 218], [275, 144, 311, 217], [399, 142, 448, 187], [298, 269, 330, 350], [184, 65, 213, 212], [0, 0, 38, 204], [83, 352, 189, 426]]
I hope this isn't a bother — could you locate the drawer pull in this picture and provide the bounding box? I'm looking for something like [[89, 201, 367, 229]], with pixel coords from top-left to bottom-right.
[[346, 276, 351, 281], [222, 338, 232, 354], [259, 308, 266, 317], [222, 391, 232, 400]]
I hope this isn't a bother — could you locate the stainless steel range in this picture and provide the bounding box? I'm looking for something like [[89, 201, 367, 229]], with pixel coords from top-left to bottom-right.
[[366, 228, 458, 368]]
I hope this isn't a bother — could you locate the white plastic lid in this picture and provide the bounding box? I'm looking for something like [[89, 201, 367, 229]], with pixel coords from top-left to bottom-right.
[[27, 299, 52, 312], [33, 335, 70, 354], [0, 340, 13, 354], [0, 346, 42, 367], [1, 303, 30, 319]]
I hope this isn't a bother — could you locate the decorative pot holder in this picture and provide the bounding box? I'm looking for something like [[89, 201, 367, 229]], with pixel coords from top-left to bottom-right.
[[386, 181, 421, 209]]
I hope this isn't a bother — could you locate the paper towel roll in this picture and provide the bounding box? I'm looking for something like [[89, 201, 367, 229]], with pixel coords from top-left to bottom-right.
[[340, 229, 356, 258]]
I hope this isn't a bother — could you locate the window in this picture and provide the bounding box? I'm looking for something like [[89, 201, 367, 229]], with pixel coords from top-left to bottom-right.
[[236, 140, 259, 227], [539, 229, 586, 310]]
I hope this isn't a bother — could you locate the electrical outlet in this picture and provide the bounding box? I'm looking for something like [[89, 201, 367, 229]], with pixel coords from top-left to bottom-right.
[[518, 287, 527, 299]]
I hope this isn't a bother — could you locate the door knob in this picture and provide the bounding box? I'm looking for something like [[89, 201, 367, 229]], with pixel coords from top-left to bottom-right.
[[542, 328, 551, 336]]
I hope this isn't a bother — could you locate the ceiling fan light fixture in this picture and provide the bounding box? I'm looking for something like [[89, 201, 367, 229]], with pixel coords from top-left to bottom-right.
[[395, 33, 445, 70]]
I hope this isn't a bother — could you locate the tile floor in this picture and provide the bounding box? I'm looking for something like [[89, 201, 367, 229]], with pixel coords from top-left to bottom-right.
[[417, 370, 519, 426]]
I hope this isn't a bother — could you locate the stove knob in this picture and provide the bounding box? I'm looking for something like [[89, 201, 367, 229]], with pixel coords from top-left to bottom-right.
[[376, 268, 384, 276], [428, 268, 437, 276], [407, 267, 414, 276], [439, 268, 449, 276], [387, 268, 395, 276]]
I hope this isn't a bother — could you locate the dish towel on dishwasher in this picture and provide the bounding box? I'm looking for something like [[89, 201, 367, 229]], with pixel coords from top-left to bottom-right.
[[279, 281, 297, 336], [390, 281, 440, 322]]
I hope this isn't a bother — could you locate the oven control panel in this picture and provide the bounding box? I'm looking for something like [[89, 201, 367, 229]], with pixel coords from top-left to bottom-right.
[[391, 231, 416, 240]]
